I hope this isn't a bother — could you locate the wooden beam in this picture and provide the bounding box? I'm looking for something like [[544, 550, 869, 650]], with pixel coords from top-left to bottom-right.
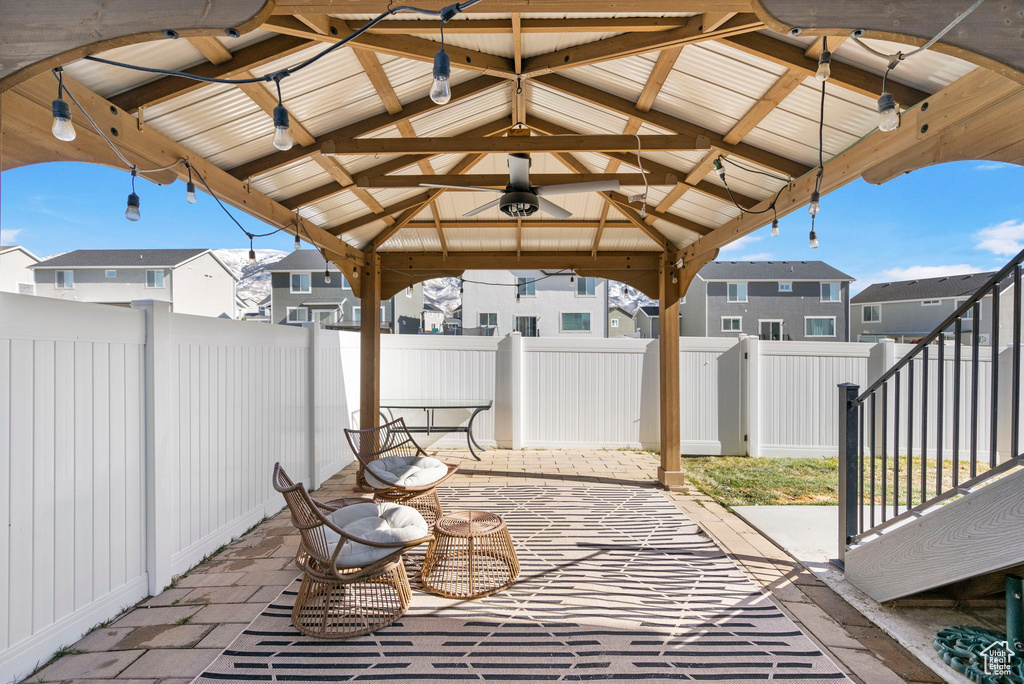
[[229, 75, 504, 180], [658, 251, 683, 490], [684, 148, 721, 186], [294, 13, 332, 34], [357, 172, 682, 188], [804, 35, 847, 60], [401, 220, 639, 229], [722, 33, 928, 107], [186, 37, 233, 65], [272, 1, 756, 15], [684, 69, 1023, 264], [533, 74, 810, 178], [605, 191, 713, 237], [703, 12, 738, 32], [319, 133, 711, 155], [520, 14, 763, 77], [511, 13, 523, 74], [9, 73, 364, 273], [722, 70, 803, 145], [262, 16, 516, 78], [346, 17, 696, 34], [380, 251, 662, 272], [636, 47, 683, 113], [235, 70, 317, 147], [353, 49, 403, 115], [360, 253, 381, 431], [109, 35, 313, 114], [279, 117, 510, 209]]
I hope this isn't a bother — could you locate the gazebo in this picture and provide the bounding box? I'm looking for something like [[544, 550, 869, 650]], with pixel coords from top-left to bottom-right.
[[2, 0, 1022, 491]]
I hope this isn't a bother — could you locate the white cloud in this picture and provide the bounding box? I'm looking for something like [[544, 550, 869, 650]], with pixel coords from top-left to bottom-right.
[[720, 235, 761, 253], [975, 219, 1024, 256], [880, 264, 983, 281], [740, 252, 773, 261], [0, 228, 21, 244], [975, 162, 1007, 171]]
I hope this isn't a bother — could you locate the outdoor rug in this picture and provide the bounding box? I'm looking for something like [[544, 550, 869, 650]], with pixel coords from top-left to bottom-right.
[[198, 486, 850, 682]]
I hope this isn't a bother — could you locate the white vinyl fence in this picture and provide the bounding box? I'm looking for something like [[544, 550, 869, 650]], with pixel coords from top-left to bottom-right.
[[1, 292, 1011, 680]]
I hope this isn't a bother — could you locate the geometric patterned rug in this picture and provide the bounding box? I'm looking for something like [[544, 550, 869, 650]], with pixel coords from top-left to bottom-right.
[[197, 486, 850, 683]]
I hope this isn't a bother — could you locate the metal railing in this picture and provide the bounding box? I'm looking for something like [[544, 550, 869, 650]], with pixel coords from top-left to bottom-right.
[[838, 248, 1024, 563]]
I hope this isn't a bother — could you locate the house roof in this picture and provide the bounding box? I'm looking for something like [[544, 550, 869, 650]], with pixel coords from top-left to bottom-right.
[[0, 245, 40, 261], [699, 260, 854, 282], [269, 250, 342, 272], [423, 303, 444, 312], [637, 305, 660, 318], [852, 271, 1003, 304], [609, 306, 632, 317], [31, 248, 211, 269]]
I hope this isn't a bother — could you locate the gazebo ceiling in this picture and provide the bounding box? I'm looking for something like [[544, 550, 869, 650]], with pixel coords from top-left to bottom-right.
[[0, 0, 1020, 281]]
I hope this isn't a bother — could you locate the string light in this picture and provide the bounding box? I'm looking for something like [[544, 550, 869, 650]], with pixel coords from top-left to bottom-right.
[[877, 91, 900, 132], [771, 218, 779, 237], [50, 67, 76, 142], [459, 279, 464, 295], [271, 78, 294, 151], [185, 163, 197, 204], [430, 47, 452, 105], [294, 233, 301, 250], [125, 168, 141, 221], [516, 290, 521, 303], [808, 191, 821, 216], [809, 229, 820, 249], [248, 234, 256, 263], [815, 37, 831, 82], [352, 265, 358, 279]]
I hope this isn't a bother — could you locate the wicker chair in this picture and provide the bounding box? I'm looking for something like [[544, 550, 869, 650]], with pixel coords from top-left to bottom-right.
[[344, 418, 459, 525], [272, 463, 432, 638]]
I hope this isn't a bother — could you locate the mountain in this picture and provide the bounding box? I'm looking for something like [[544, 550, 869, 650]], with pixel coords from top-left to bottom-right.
[[419, 276, 654, 316], [214, 248, 287, 303]]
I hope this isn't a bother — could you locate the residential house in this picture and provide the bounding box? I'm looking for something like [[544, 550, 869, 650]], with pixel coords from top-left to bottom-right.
[[270, 250, 423, 333], [29, 248, 237, 317], [0, 245, 39, 294], [851, 271, 1006, 344], [239, 294, 272, 323], [633, 305, 660, 338], [679, 260, 854, 341], [460, 270, 609, 337], [422, 303, 446, 333], [608, 306, 637, 337]]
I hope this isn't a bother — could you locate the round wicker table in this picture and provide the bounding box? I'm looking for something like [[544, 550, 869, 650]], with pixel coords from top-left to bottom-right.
[[421, 510, 520, 598]]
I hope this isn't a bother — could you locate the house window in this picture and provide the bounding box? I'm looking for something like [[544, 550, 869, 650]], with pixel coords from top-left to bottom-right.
[[340, 275, 350, 290], [517, 277, 535, 297], [576, 277, 596, 296], [611, 318, 620, 328], [721, 316, 742, 332], [956, 299, 979, 319], [479, 312, 498, 335], [862, 305, 881, 322], [561, 312, 591, 332], [286, 307, 308, 323], [820, 282, 841, 302], [380, 305, 387, 322], [778, 282, 792, 292], [56, 270, 74, 289], [727, 282, 747, 302], [352, 306, 361, 322], [105, 269, 117, 278], [290, 273, 311, 293], [146, 269, 165, 288], [922, 299, 941, 306], [18, 283, 34, 295], [805, 316, 836, 337]]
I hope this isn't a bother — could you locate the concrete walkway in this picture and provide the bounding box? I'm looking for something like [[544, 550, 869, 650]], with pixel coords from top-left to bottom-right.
[[24, 450, 939, 684]]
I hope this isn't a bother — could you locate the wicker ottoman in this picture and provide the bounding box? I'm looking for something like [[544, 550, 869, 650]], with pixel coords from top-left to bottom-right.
[[421, 510, 520, 598]]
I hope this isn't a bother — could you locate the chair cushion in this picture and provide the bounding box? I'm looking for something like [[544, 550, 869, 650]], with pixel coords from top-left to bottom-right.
[[324, 501, 429, 568], [364, 455, 449, 489]]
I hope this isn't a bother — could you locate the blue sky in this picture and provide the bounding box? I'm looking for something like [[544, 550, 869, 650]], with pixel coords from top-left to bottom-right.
[[2, 160, 1023, 293]]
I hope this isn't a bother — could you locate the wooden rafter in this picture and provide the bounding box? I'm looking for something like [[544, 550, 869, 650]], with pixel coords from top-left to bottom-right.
[[186, 37, 232, 65], [235, 70, 317, 147], [109, 35, 313, 113], [356, 173, 682, 187], [722, 70, 803, 145], [533, 74, 809, 178], [401, 220, 640, 228], [229, 75, 504, 180], [271, 1, 756, 14], [317, 133, 717, 155], [805, 35, 846, 60]]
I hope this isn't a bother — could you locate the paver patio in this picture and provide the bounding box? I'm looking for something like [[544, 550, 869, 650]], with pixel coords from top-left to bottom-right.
[[25, 449, 942, 684]]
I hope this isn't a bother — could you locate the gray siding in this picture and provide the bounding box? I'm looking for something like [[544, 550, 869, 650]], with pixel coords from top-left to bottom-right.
[[679, 279, 708, 336], [608, 309, 636, 337], [704, 280, 851, 341], [853, 295, 993, 343], [270, 271, 422, 333]]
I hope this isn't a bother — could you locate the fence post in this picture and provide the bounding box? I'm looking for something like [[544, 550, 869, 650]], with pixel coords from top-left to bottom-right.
[[837, 382, 860, 567], [303, 321, 322, 490], [132, 299, 173, 595], [742, 335, 761, 457]]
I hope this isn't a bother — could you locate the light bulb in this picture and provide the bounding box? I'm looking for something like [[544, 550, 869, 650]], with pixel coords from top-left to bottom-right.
[[430, 49, 452, 105], [815, 51, 831, 82], [808, 191, 821, 216], [185, 181, 197, 204], [877, 92, 900, 132], [248, 248, 256, 263], [352, 265, 358, 278], [272, 104, 294, 151], [459, 281, 464, 295], [125, 192, 141, 221], [809, 230, 819, 249], [713, 157, 726, 181], [294, 234, 301, 250], [770, 218, 779, 237], [570, 275, 575, 284], [407, 285, 413, 297], [516, 291, 520, 303], [51, 98, 76, 141], [672, 273, 678, 285], [324, 269, 331, 284]]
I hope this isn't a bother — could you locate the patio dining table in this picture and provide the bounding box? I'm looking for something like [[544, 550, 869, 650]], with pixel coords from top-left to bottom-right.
[[380, 399, 493, 460]]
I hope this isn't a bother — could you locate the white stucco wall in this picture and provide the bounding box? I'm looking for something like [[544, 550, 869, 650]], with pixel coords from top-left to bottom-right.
[[0, 247, 38, 293]]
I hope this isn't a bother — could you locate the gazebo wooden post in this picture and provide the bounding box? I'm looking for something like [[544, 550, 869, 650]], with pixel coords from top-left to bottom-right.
[[657, 252, 683, 490], [360, 252, 382, 430]]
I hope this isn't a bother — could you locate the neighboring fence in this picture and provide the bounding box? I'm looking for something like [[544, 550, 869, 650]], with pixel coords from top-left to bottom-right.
[[2, 290, 1007, 680]]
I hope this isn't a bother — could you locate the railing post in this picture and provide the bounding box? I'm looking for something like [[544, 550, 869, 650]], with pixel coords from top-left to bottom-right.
[[131, 299, 173, 595], [837, 382, 860, 567], [302, 321, 322, 490]]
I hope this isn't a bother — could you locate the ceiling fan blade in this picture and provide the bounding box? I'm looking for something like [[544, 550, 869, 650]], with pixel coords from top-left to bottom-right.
[[537, 197, 572, 219], [420, 183, 503, 192], [535, 180, 621, 196], [463, 198, 502, 217], [507, 153, 531, 188]]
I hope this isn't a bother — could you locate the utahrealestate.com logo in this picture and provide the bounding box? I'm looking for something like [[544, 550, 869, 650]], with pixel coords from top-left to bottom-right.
[[980, 640, 1016, 677]]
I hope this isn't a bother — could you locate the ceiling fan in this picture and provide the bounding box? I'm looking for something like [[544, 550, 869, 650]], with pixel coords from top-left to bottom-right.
[[419, 153, 619, 219]]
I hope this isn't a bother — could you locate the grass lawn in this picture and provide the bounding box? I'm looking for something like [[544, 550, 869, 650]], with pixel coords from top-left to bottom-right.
[[679, 455, 993, 509]]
